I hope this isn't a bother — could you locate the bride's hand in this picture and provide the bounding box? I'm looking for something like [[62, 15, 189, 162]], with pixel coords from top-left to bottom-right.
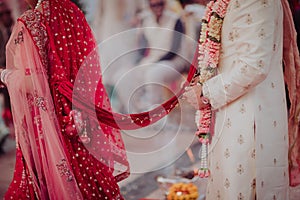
[[182, 85, 209, 110], [183, 85, 201, 109]]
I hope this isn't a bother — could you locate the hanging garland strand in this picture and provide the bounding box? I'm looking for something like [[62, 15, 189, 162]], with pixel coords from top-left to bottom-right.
[[195, 0, 231, 178]]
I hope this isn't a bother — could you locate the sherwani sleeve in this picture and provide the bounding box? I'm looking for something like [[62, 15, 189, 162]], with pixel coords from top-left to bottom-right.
[[202, 1, 278, 110]]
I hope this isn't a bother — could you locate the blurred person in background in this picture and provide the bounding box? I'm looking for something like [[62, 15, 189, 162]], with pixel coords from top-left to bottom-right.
[[4, 0, 28, 22], [0, 0, 14, 155], [177, 0, 209, 76], [115, 0, 188, 113], [91, 0, 146, 112], [179, 0, 208, 40], [0, 1, 13, 67], [92, 0, 146, 43]]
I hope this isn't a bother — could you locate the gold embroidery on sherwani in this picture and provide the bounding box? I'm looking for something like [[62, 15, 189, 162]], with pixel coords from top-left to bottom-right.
[[229, 31, 234, 41], [233, 0, 240, 9], [238, 192, 244, 200], [271, 82, 275, 88], [234, 29, 240, 39], [257, 60, 265, 68], [246, 14, 253, 25], [224, 84, 231, 92], [237, 164, 244, 175], [224, 178, 230, 189], [273, 44, 276, 51], [216, 162, 220, 170], [251, 149, 255, 159], [238, 135, 244, 145], [216, 190, 221, 200], [240, 65, 247, 74], [226, 118, 232, 128], [224, 148, 231, 158], [261, 0, 269, 7], [240, 104, 246, 114], [258, 28, 266, 39], [258, 105, 262, 111]]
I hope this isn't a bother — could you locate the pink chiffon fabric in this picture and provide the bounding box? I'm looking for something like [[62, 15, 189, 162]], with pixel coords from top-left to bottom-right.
[[4, 9, 83, 200]]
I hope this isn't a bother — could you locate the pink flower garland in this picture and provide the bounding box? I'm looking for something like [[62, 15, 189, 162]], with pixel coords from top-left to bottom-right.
[[195, 0, 231, 178]]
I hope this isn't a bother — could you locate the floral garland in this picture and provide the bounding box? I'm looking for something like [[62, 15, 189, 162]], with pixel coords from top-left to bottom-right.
[[195, 0, 231, 178]]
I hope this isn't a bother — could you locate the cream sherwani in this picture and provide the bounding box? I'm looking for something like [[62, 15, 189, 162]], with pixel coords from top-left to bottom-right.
[[202, 0, 289, 199]]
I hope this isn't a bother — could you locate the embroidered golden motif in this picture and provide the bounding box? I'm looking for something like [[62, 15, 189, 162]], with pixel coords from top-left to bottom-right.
[[238, 135, 244, 145], [251, 149, 256, 159], [246, 14, 253, 25], [258, 28, 266, 39], [237, 164, 244, 175], [271, 82, 275, 89], [273, 121, 277, 127], [226, 118, 232, 128], [261, 0, 269, 7], [233, 0, 241, 9], [258, 60, 265, 68], [238, 192, 244, 200], [224, 148, 231, 158], [224, 178, 230, 189], [240, 104, 246, 114]]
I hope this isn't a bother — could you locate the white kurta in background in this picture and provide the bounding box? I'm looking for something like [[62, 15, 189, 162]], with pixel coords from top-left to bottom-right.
[[202, 0, 289, 199]]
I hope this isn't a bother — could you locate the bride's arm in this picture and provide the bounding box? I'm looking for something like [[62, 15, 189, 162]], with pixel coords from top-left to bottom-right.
[[3, 20, 46, 93]]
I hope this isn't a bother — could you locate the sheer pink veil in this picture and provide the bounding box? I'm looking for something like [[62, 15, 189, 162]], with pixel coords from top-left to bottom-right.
[[4, 1, 83, 199]]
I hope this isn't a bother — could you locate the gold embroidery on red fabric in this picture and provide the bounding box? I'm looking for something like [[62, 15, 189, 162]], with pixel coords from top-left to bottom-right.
[[18, 3, 49, 74]]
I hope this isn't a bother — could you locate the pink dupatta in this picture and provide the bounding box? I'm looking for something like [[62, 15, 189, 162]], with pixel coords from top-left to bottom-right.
[[4, 2, 83, 199]]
